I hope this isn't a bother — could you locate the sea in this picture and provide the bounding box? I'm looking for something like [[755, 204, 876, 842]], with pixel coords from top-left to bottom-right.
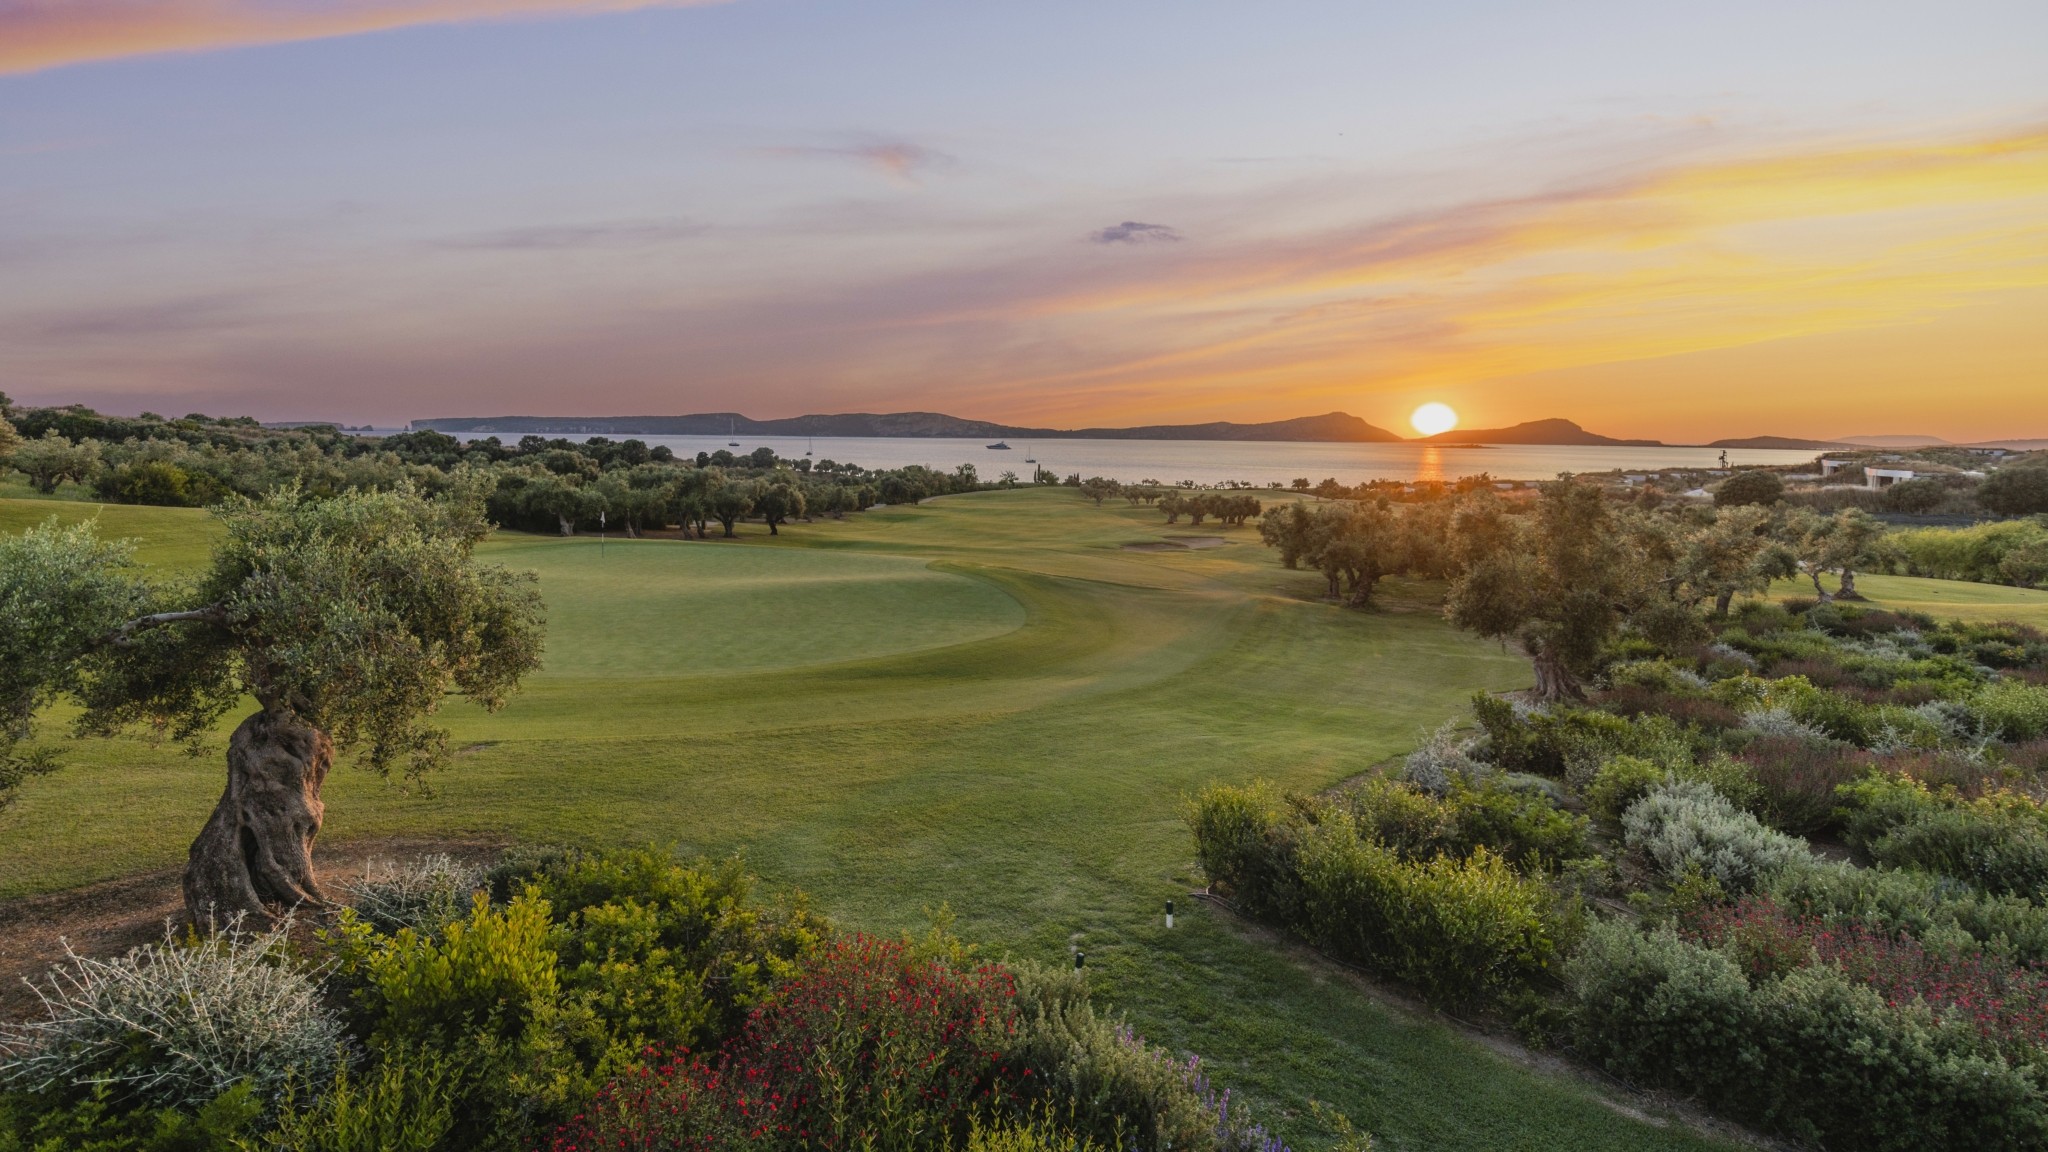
[[446, 433, 1822, 487]]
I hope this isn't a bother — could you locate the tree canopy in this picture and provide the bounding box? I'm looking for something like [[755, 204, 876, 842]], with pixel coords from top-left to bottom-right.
[[1, 481, 546, 807]]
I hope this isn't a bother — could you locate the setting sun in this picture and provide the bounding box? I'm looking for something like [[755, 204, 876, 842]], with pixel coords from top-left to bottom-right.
[[1410, 403, 1459, 437]]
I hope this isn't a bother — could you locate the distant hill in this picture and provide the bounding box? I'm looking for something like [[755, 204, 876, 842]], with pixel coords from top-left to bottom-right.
[[412, 409, 1404, 443], [1706, 435, 1848, 450], [1834, 434, 1952, 447], [1416, 418, 1661, 447]]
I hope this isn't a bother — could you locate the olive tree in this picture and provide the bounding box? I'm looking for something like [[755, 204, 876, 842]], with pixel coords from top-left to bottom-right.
[[752, 477, 806, 535], [1, 481, 544, 924], [1444, 480, 1647, 702], [10, 432, 101, 494]]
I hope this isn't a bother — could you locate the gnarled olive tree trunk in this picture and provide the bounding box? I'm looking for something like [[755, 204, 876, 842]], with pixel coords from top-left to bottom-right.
[[182, 709, 332, 926], [1529, 644, 1586, 704]]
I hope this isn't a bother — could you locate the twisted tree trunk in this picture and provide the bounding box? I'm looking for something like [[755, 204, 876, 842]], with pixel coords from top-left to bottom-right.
[[182, 709, 333, 927], [1836, 567, 1864, 600], [1529, 644, 1586, 703]]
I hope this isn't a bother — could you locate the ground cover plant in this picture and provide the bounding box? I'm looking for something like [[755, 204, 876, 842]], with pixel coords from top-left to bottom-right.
[[0, 487, 1768, 1152]]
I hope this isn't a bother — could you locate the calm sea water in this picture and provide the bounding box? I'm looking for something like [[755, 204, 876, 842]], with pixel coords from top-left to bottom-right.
[[452, 433, 1820, 487]]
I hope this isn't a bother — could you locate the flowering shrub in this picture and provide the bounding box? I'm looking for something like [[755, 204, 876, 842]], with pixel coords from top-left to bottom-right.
[[1563, 919, 2048, 1152], [1684, 896, 2048, 1056], [548, 935, 1022, 1152], [1767, 859, 2048, 966], [1733, 735, 1864, 834], [1006, 962, 1268, 1152]]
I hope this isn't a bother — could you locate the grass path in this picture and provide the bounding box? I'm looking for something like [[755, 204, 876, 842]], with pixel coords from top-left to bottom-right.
[[13, 490, 2046, 1148]]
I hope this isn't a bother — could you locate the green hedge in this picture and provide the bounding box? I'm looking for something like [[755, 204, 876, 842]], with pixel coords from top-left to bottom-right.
[[1189, 782, 1574, 1004], [1564, 920, 2048, 1151]]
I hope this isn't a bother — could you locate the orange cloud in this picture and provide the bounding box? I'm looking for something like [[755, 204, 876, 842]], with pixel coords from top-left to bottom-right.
[[0, 0, 728, 75]]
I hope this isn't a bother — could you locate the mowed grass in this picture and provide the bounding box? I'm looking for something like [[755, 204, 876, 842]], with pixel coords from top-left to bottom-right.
[[1768, 572, 2048, 627], [13, 491, 2046, 1149]]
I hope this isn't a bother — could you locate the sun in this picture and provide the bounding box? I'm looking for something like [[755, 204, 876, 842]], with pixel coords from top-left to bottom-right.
[[1410, 402, 1458, 437]]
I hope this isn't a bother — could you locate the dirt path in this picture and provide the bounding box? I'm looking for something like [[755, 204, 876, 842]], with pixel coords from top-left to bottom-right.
[[0, 837, 502, 1020]]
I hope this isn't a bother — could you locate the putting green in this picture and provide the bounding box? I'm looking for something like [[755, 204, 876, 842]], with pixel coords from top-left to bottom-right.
[[490, 536, 1025, 676]]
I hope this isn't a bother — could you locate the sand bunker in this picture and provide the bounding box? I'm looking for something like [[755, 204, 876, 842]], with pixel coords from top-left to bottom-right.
[[1121, 536, 1228, 551]]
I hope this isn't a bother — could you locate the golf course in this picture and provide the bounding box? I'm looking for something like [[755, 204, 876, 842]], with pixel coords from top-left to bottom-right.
[[7, 486, 2048, 1150]]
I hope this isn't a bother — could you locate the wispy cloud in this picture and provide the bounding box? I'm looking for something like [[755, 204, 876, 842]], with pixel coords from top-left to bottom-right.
[[761, 140, 951, 186], [1089, 220, 1181, 244], [0, 0, 731, 76], [437, 217, 706, 251]]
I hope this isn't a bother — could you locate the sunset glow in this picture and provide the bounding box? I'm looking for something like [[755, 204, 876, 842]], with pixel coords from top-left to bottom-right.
[[0, 2, 2041, 441], [1411, 404, 1459, 437]]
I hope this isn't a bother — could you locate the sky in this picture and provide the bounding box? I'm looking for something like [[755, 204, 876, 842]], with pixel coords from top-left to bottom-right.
[[1, 0, 2045, 442]]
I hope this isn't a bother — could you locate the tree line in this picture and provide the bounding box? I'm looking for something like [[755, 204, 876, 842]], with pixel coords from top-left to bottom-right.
[[0, 396, 991, 538], [1261, 477, 1902, 702]]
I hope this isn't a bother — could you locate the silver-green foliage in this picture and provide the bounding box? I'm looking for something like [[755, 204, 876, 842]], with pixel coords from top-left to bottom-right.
[[0, 919, 345, 1111], [1621, 780, 1811, 891], [341, 853, 490, 935]]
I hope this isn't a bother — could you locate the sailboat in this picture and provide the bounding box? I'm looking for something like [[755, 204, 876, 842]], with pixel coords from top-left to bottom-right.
[[1024, 441, 1036, 463], [805, 437, 814, 457], [727, 417, 739, 447]]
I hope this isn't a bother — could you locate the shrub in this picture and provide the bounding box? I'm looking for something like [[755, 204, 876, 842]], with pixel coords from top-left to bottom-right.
[[0, 920, 343, 1113], [1186, 781, 1302, 923], [522, 848, 823, 1057], [1684, 896, 2048, 1055], [0, 1082, 265, 1151], [1007, 963, 1278, 1152], [1586, 756, 1663, 825], [1734, 735, 1865, 834], [343, 853, 489, 935], [269, 1045, 460, 1152], [1621, 782, 1811, 892], [1974, 681, 2048, 743], [1714, 470, 1783, 507], [1190, 785, 1572, 1004], [1339, 777, 1453, 860], [967, 1115, 1110, 1152], [1470, 694, 1633, 778], [1293, 817, 1566, 1004], [1562, 919, 2048, 1152], [1980, 465, 2048, 516], [1865, 806, 2048, 901], [332, 890, 559, 1049], [548, 935, 1025, 1152], [1444, 778, 1592, 872], [1767, 860, 2048, 966], [1400, 721, 1488, 794], [1597, 685, 1741, 733]]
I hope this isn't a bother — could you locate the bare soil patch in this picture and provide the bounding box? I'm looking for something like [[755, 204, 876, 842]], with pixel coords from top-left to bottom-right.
[[0, 837, 502, 1020]]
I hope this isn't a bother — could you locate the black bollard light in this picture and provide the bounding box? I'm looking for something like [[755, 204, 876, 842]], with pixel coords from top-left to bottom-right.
[[1075, 951, 1085, 970], [1165, 899, 1175, 929]]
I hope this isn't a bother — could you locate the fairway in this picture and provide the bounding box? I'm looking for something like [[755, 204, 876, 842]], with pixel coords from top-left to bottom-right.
[[15, 491, 2048, 1149]]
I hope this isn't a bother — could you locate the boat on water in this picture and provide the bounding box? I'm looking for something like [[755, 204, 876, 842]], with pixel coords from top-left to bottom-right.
[[986, 441, 1012, 450], [805, 437, 814, 457], [727, 417, 739, 447], [1024, 441, 1036, 463]]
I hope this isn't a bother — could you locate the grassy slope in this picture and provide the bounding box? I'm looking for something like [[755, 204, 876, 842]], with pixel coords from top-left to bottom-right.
[[12, 491, 2046, 1149]]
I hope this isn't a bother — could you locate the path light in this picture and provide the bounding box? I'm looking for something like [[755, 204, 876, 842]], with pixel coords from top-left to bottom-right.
[[1165, 899, 1174, 929], [1075, 951, 1085, 971]]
